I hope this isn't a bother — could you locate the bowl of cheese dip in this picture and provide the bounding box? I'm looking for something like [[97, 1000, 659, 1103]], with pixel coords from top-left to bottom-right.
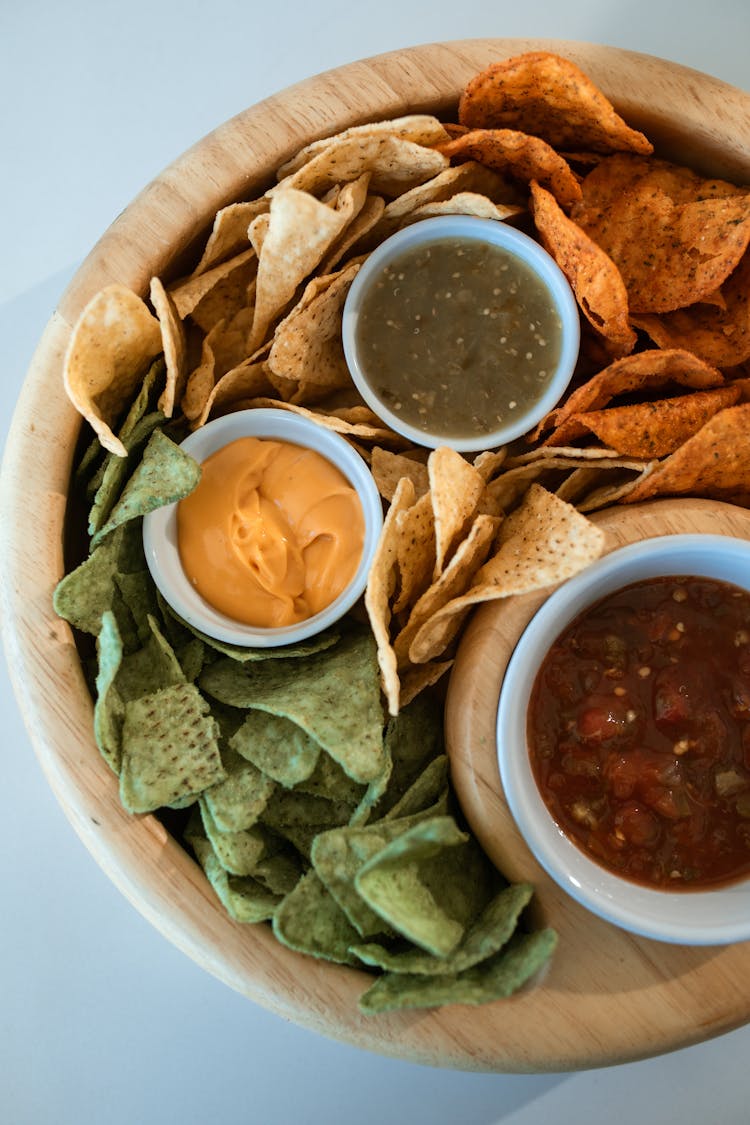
[[142, 408, 383, 647], [341, 215, 580, 452]]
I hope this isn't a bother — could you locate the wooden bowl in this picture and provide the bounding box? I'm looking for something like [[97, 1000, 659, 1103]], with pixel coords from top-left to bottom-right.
[[3, 39, 750, 1073]]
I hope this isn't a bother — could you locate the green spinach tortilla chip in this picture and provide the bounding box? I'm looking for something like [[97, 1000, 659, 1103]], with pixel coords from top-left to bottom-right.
[[357, 928, 558, 1013], [351, 882, 532, 975], [200, 629, 386, 784], [311, 807, 451, 938], [115, 613, 186, 702], [201, 745, 276, 833], [91, 428, 201, 547], [93, 610, 125, 774], [272, 870, 362, 965], [199, 800, 283, 877], [53, 521, 145, 638], [354, 816, 470, 957], [229, 709, 321, 788], [119, 682, 225, 813], [187, 827, 281, 923], [88, 410, 165, 537]]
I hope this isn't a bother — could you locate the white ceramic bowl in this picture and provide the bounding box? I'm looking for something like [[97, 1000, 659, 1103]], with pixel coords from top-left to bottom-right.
[[497, 533, 750, 945], [142, 408, 383, 647], [341, 215, 580, 452]]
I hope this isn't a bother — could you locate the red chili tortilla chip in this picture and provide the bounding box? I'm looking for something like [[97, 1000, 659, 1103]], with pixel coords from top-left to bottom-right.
[[438, 129, 582, 211], [530, 180, 635, 357], [534, 348, 725, 442], [632, 253, 750, 368], [623, 404, 750, 502], [566, 384, 742, 458], [572, 154, 750, 313], [458, 51, 653, 157]]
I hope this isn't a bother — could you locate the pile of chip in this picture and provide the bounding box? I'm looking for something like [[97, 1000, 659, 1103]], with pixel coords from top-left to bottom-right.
[[55, 50, 750, 1012]]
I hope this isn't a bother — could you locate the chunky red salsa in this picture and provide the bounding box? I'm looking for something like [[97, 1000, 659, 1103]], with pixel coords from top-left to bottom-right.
[[528, 575, 750, 890]]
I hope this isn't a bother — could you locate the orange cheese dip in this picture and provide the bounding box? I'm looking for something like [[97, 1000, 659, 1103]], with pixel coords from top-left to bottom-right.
[[177, 436, 365, 628]]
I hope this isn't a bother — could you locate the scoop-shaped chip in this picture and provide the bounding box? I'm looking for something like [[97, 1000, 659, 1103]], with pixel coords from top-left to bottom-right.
[[63, 284, 163, 457], [530, 180, 636, 358], [572, 154, 750, 313], [438, 129, 582, 210], [458, 51, 652, 156]]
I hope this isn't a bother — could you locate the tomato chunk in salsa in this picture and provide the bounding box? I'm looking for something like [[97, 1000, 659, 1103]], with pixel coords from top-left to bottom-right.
[[527, 575, 750, 889]]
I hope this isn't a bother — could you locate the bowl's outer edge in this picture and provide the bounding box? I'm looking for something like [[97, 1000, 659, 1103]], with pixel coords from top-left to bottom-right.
[[3, 38, 750, 1073]]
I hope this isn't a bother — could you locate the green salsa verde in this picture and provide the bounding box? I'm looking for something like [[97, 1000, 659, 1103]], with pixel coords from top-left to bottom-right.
[[354, 236, 564, 440]]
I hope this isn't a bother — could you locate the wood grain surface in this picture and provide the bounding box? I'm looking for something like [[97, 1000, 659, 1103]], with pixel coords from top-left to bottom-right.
[[2, 40, 750, 1072]]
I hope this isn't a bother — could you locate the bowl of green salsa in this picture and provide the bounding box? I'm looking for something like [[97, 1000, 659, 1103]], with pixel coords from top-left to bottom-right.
[[341, 214, 580, 452]]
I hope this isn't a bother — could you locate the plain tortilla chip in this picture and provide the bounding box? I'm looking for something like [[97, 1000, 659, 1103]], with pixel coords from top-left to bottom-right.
[[530, 180, 636, 357], [371, 447, 429, 502], [150, 277, 187, 418], [192, 199, 269, 275], [63, 284, 163, 458], [391, 490, 437, 616], [248, 188, 352, 351], [429, 447, 486, 577], [364, 476, 416, 715], [408, 485, 605, 663], [623, 403, 750, 502], [267, 259, 360, 403], [276, 115, 451, 180], [458, 51, 652, 156]]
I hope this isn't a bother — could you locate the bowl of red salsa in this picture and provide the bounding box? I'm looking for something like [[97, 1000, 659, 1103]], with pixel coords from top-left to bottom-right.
[[497, 533, 750, 944]]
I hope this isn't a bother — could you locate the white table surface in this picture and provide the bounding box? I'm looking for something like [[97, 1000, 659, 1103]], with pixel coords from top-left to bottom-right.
[[3, 4, 750, 1122]]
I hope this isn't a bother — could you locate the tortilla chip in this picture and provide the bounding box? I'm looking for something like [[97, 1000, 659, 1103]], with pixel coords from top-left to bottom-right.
[[623, 403, 750, 502], [63, 284, 163, 458], [270, 134, 449, 200], [408, 485, 605, 663], [391, 490, 437, 616], [248, 188, 352, 351], [632, 253, 750, 368], [364, 476, 416, 715], [572, 154, 750, 312], [530, 180, 636, 357], [458, 51, 652, 156], [534, 348, 725, 442], [149, 277, 188, 418], [429, 447, 486, 576], [567, 384, 742, 458], [403, 191, 523, 225], [267, 259, 360, 403], [438, 129, 582, 210], [169, 248, 256, 321], [371, 447, 429, 502], [277, 116, 451, 180], [192, 199, 269, 275]]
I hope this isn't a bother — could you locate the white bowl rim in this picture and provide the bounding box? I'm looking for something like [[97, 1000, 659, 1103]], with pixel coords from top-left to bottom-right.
[[341, 214, 580, 452], [142, 408, 383, 648], [497, 533, 750, 945]]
